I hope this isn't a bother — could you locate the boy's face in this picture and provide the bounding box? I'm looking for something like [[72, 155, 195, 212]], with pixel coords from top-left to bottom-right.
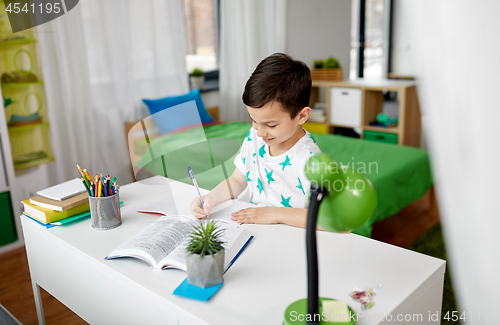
[[247, 101, 310, 153]]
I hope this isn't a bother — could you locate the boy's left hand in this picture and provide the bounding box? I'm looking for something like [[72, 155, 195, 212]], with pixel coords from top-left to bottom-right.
[[231, 207, 280, 224]]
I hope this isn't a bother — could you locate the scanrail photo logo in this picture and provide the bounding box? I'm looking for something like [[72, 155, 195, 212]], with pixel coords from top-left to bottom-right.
[[4, 0, 79, 32]]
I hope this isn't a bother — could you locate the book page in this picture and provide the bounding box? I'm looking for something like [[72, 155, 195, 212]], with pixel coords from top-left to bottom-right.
[[107, 216, 195, 268], [136, 196, 179, 216]]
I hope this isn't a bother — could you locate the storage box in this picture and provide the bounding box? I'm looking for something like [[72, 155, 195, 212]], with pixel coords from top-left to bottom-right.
[[0, 191, 17, 246], [303, 122, 328, 134], [310, 69, 342, 81], [8, 123, 55, 169], [363, 130, 398, 145], [330, 87, 362, 127]]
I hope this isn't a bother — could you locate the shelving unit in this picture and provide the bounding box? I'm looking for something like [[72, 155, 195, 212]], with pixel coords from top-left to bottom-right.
[[0, 4, 53, 251], [304, 79, 421, 147], [0, 10, 54, 169]]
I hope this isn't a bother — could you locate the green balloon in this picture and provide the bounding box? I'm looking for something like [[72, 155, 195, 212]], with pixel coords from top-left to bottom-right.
[[304, 153, 345, 188], [317, 168, 377, 232]]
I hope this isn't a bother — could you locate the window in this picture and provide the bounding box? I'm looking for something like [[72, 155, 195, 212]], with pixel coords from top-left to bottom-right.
[[350, 0, 392, 80], [183, 0, 219, 73]]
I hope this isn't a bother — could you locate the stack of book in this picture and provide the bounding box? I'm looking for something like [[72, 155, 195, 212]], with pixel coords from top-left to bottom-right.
[[308, 107, 327, 123], [22, 178, 91, 228]]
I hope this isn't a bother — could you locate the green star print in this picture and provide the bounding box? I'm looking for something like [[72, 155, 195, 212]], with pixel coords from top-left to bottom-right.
[[265, 168, 275, 184], [280, 195, 292, 207], [296, 177, 305, 195], [279, 155, 292, 171], [257, 178, 264, 194], [259, 145, 266, 158]]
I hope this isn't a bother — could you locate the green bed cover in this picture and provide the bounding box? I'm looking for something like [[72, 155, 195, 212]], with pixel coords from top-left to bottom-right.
[[135, 122, 432, 237]]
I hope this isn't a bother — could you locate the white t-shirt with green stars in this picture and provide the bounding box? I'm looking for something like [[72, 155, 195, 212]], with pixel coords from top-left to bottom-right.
[[234, 127, 322, 208]]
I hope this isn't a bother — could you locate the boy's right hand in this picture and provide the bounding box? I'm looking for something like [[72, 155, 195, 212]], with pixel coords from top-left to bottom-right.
[[189, 196, 214, 219]]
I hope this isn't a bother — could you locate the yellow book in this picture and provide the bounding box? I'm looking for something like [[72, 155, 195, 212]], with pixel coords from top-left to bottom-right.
[[22, 199, 89, 224]]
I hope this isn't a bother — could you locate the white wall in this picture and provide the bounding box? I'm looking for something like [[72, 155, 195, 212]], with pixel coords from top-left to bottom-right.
[[202, 0, 353, 113], [391, 0, 416, 76], [285, 0, 352, 79]]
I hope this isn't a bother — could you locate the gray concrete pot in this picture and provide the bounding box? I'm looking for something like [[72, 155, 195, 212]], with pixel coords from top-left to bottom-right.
[[186, 250, 224, 289]]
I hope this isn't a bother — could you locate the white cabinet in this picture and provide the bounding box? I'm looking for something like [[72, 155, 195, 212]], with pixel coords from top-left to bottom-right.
[[329, 87, 362, 127]]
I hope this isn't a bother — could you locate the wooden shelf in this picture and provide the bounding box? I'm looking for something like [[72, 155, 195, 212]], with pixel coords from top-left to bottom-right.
[[306, 120, 327, 124], [0, 38, 36, 47], [1, 81, 43, 88], [8, 122, 49, 131], [310, 79, 421, 147], [363, 125, 399, 134]]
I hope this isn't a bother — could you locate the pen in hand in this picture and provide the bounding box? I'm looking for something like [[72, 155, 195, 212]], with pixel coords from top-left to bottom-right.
[[188, 167, 209, 218]]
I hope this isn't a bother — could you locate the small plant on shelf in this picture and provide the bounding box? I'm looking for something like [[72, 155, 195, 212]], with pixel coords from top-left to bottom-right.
[[189, 68, 204, 77], [313, 60, 324, 69], [323, 56, 341, 69], [311, 56, 342, 81], [189, 67, 205, 89], [186, 220, 226, 288]]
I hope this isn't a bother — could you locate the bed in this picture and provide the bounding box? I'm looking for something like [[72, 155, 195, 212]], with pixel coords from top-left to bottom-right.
[[126, 120, 433, 238]]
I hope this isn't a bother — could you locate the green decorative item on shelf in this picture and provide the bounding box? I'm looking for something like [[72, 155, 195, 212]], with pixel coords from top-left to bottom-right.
[[311, 56, 342, 81], [313, 60, 324, 69], [186, 220, 226, 288], [189, 67, 205, 89], [3, 96, 16, 107], [189, 68, 204, 77], [376, 113, 398, 126], [324, 56, 341, 69]]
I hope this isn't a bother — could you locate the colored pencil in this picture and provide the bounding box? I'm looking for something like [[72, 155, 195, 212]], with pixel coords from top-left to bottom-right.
[[81, 177, 91, 196], [76, 164, 85, 178], [98, 180, 102, 198], [84, 169, 94, 187], [103, 178, 108, 197]]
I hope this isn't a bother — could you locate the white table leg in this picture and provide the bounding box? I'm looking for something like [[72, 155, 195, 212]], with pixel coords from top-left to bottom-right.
[[31, 280, 45, 325]]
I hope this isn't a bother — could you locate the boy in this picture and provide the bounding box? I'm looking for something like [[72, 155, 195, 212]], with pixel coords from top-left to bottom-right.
[[189, 53, 321, 228]]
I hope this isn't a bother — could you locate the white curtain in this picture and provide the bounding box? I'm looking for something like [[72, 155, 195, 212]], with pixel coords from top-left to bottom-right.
[[35, 0, 188, 186], [408, 1, 500, 322], [219, 0, 286, 122]]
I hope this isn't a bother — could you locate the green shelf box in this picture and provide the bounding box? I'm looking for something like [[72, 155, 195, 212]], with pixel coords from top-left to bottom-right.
[[0, 41, 41, 83], [8, 122, 54, 169], [0, 191, 17, 246], [3, 81, 47, 126], [363, 130, 398, 145]]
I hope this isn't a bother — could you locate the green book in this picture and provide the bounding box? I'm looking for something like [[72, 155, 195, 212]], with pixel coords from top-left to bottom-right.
[[22, 199, 89, 224]]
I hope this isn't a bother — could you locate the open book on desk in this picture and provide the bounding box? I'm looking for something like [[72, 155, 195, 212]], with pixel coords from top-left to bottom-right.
[[105, 216, 253, 272]]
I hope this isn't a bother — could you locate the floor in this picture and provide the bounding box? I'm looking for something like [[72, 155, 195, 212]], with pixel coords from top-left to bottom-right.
[[0, 191, 438, 324]]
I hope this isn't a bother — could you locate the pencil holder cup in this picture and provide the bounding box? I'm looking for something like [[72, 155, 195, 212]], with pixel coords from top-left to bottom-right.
[[89, 192, 122, 230]]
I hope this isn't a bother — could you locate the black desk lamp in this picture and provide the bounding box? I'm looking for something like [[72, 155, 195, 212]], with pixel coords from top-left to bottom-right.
[[284, 153, 377, 325]]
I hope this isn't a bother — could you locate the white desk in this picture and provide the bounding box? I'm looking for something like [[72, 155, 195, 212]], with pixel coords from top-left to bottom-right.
[[22, 176, 445, 325]]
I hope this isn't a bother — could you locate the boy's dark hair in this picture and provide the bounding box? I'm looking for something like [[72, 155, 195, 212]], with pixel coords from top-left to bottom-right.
[[242, 53, 311, 119]]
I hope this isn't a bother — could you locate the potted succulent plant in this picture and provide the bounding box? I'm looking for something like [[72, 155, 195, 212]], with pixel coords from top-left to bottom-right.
[[186, 220, 225, 288], [189, 67, 205, 89], [311, 56, 342, 81]]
